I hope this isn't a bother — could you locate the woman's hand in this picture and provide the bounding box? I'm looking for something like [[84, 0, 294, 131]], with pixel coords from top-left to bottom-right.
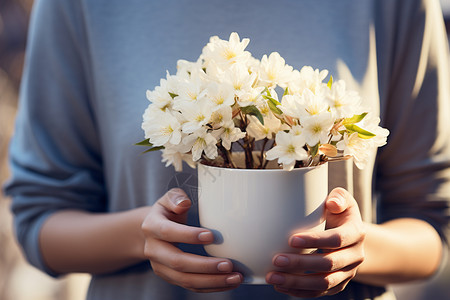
[[141, 188, 243, 293], [266, 187, 366, 298]]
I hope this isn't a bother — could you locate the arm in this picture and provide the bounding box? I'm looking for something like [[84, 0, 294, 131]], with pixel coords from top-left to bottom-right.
[[266, 188, 444, 298], [356, 217, 443, 285], [266, 0, 450, 296], [39, 188, 243, 292], [39, 207, 150, 275], [6, 0, 241, 291]]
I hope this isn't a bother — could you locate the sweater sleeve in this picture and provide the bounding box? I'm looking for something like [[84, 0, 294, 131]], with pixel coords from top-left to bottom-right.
[[376, 0, 450, 244], [3, 0, 105, 276]]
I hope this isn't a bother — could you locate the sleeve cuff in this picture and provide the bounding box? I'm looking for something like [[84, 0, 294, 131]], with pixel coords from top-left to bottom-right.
[[22, 211, 61, 278]]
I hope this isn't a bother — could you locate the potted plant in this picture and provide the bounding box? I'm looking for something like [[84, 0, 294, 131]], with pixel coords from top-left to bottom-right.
[[138, 33, 389, 283]]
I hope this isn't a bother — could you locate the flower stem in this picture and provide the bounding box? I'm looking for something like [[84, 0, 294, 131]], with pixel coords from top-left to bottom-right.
[[244, 136, 254, 169], [258, 138, 269, 168], [217, 145, 236, 168], [262, 139, 276, 169]]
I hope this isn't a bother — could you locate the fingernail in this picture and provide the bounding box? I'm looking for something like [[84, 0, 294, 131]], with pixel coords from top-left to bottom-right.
[[291, 236, 306, 248], [274, 255, 290, 267], [198, 231, 213, 242], [175, 198, 190, 207], [331, 195, 345, 207], [226, 274, 242, 285], [269, 273, 285, 285], [217, 261, 232, 272]]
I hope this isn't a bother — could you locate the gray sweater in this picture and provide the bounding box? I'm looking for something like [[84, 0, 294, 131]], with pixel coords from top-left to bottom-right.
[[5, 0, 450, 299]]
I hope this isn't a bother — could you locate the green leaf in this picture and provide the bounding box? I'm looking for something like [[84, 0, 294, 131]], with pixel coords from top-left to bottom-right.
[[264, 87, 272, 97], [345, 124, 376, 139], [142, 146, 165, 153], [169, 92, 178, 99], [283, 87, 289, 96], [241, 105, 265, 125], [262, 95, 281, 105], [263, 95, 283, 115], [308, 143, 320, 158], [343, 112, 368, 125], [268, 100, 283, 115], [327, 75, 333, 89], [135, 138, 165, 153], [135, 138, 153, 146]]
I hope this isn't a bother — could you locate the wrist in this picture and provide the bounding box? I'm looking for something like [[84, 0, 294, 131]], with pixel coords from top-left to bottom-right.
[[127, 206, 152, 261]]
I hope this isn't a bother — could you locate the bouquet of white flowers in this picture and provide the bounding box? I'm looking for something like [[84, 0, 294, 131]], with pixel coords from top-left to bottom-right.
[[138, 32, 389, 171]]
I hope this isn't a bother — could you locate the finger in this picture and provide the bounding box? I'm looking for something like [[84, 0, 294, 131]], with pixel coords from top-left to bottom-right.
[[157, 188, 192, 215], [152, 261, 243, 292], [289, 222, 366, 250], [266, 269, 354, 292], [146, 238, 233, 274], [272, 246, 364, 273], [324, 188, 364, 233], [325, 187, 355, 215], [142, 215, 214, 244]]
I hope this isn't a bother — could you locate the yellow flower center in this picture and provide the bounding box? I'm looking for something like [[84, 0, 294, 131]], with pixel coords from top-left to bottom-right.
[[214, 96, 224, 105], [215, 114, 223, 123], [260, 106, 269, 114], [188, 91, 197, 100], [287, 144, 296, 153], [334, 99, 342, 108], [267, 70, 276, 81], [306, 105, 320, 115], [162, 126, 173, 135], [312, 125, 322, 134], [196, 137, 206, 147], [196, 114, 206, 122], [223, 49, 237, 60]]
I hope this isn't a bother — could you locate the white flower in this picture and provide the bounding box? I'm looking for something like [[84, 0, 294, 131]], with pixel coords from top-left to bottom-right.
[[258, 52, 294, 88], [146, 78, 173, 110], [300, 89, 329, 117], [256, 89, 280, 116], [176, 98, 214, 134], [301, 112, 334, 146], [246, 112, 288, 141], [176, 58, 203, 79], [336, 132, 371, 169], [278, 94, 304, 119], [280, 88, 329, 120], [356, 113, 390, 148], [202, 32, 251, 70], [183, 128, 218, 161], [236, 86, 265, 107], [142, 110, 181, 146], [217, 120, 246, 150], [205, 81, 235, 110], [290, 125, 304, 136], [266, 131, 308, 170], [293, 66, 329, 95], [327, 80, 361, 119], [210, 105, 233, 128], [221, 63, 257, 95], [173, 70, 208, 105], [161, 145, 196, 172]]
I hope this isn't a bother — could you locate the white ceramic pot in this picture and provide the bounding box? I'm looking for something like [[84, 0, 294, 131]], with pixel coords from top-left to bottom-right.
[[197, 161, 328, 284]]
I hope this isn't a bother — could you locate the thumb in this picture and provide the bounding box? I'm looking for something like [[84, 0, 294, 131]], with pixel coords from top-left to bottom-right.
[[159, 188, 192, 215], [325, 187, 351, 214]]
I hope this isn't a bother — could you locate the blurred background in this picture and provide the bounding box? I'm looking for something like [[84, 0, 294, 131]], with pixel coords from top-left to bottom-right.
[[0, 1, 449, 299]]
